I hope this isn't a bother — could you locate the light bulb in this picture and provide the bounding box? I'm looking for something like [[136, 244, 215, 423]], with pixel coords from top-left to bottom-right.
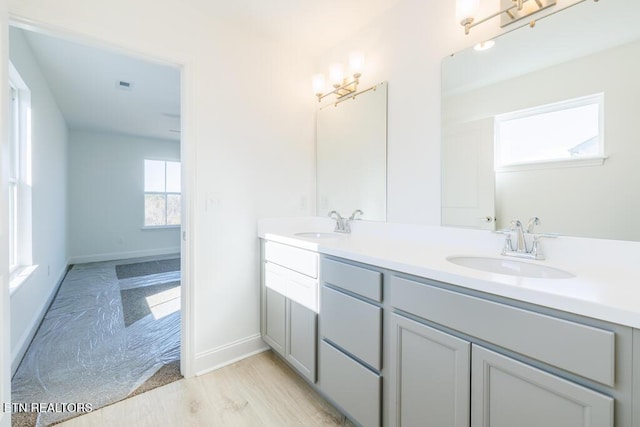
[[474, 40, 495, 51], [329, 63, 344, 86], [348, 52, 365, 76], [312, 74, 325, 95], [456, 0, 479, 23]]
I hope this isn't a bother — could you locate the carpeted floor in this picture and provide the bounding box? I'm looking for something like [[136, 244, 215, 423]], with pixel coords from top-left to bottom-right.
[[11, 256, 183, 427], [115, 258, 180, 280], [120, 280, 181, 327]]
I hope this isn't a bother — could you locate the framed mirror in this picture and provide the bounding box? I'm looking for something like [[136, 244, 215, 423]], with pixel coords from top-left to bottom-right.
[[441, 0, 640, 241], [316, 81, 387, 221]]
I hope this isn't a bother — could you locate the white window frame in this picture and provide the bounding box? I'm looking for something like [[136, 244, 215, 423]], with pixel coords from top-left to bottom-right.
[[143, 159, 181, 229], [494, 93, 606, 172], [8, 61, 34, 291]]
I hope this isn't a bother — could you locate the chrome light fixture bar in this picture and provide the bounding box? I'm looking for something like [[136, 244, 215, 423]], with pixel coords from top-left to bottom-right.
[[315, 74, 361, 103], [313, 52, 365, 103], [458, 0, 557, 35]]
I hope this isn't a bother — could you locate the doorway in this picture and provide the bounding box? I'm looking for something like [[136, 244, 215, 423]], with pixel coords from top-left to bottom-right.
[[7, 23, 189, 426]]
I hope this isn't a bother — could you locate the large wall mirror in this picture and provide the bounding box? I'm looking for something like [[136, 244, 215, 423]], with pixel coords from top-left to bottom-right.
[[441, 0, 640, 241], [316, 81, 388, 221]]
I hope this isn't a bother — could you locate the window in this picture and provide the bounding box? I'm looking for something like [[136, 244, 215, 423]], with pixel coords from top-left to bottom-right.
[[9, 85, 19, 270], [144, 159, 181, 227], [8, 62, 33, 278], [494, 94, 604, 170]]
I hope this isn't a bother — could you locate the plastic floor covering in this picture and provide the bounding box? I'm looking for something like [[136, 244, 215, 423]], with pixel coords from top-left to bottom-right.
[[11, 255, 181, 426]]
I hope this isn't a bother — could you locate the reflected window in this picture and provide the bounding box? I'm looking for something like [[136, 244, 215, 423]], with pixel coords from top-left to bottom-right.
[[494, 93, 604, 169], [144, 159, 181, 227]]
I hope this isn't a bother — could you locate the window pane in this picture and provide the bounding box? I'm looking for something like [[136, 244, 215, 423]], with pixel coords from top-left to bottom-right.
[[9, 86, 18, 180], [166, 161, 181, 193], [144, 160, 166, 192], [145, 194, 167, 226], [9, 182, 17, 268], [167, 194, 181, 225], [496, 95, 602, 167]]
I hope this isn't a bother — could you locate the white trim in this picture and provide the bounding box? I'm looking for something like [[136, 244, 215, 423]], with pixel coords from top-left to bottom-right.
[[141, 225, 180, 231], [180, 61, 195, 378], [194, 334, 269, 376], [68, 246, 180, 264], [496, 155, 607, 173], [8, 264, 38, 295], [10, 261, 69, 376]]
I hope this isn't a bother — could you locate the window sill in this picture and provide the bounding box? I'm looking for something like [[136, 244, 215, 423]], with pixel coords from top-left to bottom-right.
[[141, 225, 181, 231], [496, 156, 607, 173], [9, 265, 39, 296]]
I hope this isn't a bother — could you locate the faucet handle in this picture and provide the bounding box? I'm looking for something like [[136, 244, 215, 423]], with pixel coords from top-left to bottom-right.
[[526, 217, 541, 233], [328, 210, 342, 220], [529, 233, 560, 260], [349, 209, 364, 220]]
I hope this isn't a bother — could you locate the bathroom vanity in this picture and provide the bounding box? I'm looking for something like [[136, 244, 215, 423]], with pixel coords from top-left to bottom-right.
[[259, 217, 640, 427]]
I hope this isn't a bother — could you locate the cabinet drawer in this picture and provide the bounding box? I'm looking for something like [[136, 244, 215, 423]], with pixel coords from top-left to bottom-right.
[[322, 258, 382, 302], [320, 340, 381, 427], [321, 286, 381, 370], [390, 275, 615, 387], [265, 262, 318, 312], [265, 241, 318, 278]]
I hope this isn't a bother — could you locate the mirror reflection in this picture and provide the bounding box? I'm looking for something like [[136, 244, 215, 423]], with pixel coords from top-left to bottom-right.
[[316, 81, 387, 221], [441, 0, 640, 241]]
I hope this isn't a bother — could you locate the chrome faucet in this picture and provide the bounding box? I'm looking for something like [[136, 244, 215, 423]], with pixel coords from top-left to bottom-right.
[[498, 217, 556, 260], [329, 209, 363, 234], [329, 211, 349, 233]]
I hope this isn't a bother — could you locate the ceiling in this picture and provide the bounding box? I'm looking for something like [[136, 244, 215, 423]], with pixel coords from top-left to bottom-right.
[[11, 0, 403, 142], [14, 27, 181, 142]]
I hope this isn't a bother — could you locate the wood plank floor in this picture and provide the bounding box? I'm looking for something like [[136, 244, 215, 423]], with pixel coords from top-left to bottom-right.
[[57, 350, 351, 426]]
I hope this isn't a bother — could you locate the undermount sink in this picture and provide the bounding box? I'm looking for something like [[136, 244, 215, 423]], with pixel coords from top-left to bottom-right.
[[446, 256, 574, 279], [294, 231, 344, 239]]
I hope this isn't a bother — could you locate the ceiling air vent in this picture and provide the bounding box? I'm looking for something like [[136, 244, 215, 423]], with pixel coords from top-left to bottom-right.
[[116, 80, 133, 91]]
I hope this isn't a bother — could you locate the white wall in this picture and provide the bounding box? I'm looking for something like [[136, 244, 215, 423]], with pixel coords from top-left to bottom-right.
[[8, 26, 69, 374], [1, 0, 11, 423], [7, 0, 315, 376], [68, 130, 181, 263]]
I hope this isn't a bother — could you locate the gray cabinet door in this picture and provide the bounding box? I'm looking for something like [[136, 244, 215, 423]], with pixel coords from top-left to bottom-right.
[[263, 287, 286, 356], [389, 314, 470, 427], [471, 345, 614, 427], [286, 300, 317, 383]]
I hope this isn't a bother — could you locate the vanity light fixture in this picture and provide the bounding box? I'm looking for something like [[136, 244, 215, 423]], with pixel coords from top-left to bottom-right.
[[457, 0, 558, 35], [313, 52, 364, 102]]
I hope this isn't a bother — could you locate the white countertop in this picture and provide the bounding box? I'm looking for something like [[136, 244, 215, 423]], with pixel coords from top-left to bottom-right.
[[258, 217, 640, 329]]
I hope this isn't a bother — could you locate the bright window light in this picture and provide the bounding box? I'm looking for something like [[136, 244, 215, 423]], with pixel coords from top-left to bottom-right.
[[144, 159, 181, 227], [495, 94, 604, 169]]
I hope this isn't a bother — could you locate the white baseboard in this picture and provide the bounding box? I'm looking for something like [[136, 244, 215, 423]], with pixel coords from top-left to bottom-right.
[[10, 261, 70, 376], [68, 247, 181, 264], [194, 333, 268, 376]]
